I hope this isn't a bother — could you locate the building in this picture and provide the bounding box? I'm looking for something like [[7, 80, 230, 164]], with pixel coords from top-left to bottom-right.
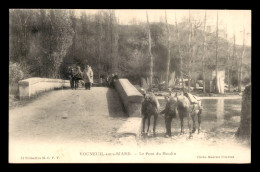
[[205, 66, 225, 93]]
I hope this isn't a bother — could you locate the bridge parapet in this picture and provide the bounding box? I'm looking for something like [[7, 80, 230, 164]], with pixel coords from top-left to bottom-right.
[[114, 79, 144, 117], [18, 77, 70, 99]]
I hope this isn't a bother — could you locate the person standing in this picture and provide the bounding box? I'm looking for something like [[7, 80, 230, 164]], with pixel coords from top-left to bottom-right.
[[68, 66, 74, 89], [105, 74, 110, 87], [83, 65, 94, 90], [160, 95, 178, 137], [99, 74, 104, 87], [111, 72, 119, 88], [109, 73, 114, 88], [89, 66, 94, 89]]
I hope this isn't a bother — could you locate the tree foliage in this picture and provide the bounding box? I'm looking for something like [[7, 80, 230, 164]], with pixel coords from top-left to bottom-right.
[[9, 9, 251, 88]]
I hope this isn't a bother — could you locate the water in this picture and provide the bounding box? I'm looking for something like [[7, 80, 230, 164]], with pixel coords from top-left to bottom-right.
[[157, 98, 242, 133], [201, 98, 242, 130], [139, 97, 250, 162], [202, 98, 241, 120]]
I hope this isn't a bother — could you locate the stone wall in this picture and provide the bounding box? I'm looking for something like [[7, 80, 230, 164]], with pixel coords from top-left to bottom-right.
[[18, 77, 70, 99], [114, 79, 144, 117]]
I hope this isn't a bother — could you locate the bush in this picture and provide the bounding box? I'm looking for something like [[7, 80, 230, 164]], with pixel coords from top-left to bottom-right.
[[9, 62, 24, 85], [242, 76, 251, 85], [125, 74, 143, 85], [9, 62, 30, 96]]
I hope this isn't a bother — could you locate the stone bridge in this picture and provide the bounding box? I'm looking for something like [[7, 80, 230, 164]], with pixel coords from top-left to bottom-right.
[[9, 78, 249, 163], [10, 77, 145, 147]]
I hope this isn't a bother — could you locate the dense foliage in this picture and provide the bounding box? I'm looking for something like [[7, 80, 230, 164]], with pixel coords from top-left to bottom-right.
[[9, 9, 251, 88]]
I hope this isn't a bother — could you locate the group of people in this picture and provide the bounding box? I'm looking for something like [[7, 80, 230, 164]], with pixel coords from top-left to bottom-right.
[[99, 73, 119, 88], [68, 65, 93, 90], [106, 73, 119, 88], [69, 64, 121, 90]]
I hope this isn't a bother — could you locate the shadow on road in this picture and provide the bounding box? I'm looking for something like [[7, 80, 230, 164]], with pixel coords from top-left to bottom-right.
[[106, 88, 127, 118]]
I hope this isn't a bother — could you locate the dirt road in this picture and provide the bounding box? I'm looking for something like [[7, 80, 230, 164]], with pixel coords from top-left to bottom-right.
[[9, 87, 127, 144]]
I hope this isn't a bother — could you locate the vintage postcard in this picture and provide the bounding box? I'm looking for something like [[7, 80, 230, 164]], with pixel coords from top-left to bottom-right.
[[9, 9, 251, 163]]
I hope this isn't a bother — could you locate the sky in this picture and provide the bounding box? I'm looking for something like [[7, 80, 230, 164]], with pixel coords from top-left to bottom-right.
[[74, 9, 251, 46]]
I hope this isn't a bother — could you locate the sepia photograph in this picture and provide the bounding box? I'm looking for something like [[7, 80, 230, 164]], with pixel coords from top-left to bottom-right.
[[9, 9, 251, 163]]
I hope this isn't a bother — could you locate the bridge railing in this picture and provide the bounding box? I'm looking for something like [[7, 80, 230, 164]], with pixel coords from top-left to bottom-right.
[[114, 79, 144, 117], [18, 77, 70, 99]]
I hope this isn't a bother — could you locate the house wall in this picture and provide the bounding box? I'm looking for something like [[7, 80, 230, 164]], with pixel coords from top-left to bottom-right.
[[205, 70, 225, 93]]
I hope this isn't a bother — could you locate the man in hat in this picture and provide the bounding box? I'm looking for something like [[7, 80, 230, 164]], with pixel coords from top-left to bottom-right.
[[83, 65, 94, 90], [160, 93, 178, 138]]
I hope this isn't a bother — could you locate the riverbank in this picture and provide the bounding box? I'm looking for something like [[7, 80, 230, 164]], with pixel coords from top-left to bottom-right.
[[156, 96, 241, 100], [153, 90, 242, 99]]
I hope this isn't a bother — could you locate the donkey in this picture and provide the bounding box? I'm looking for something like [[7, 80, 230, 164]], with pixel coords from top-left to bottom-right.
[[171, 92, 202, 138], [141, 89, 160, 136], [71, 66, 83, 90]]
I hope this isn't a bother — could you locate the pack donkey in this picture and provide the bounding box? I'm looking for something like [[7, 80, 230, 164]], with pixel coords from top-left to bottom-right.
[[169, 92, 203, 138], [140, 89, 160, 136]]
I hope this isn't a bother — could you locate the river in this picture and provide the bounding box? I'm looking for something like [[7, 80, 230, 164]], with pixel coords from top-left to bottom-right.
[[200, 98, 242, 131], [141, 97, 245, 145]]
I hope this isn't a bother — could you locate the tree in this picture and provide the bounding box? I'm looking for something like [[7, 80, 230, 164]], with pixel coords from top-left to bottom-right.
[[9, 9, 74, 78], [238, 28, 245, 92], [110, 10, 119, 74], [165, 11, 171, 89], [202, 11, 207, 93], [187, 11, 202, 92], [9, 9, 32, 65], [230, 34, 236, 88], [146, 11, 153, 90], [236, 84, 251, 140], [226, 30, 232, 92], [215, 11, 220, 93], [187, 11, 192, 92], [45, 10, 74, 78], [186, 11, 202, 92], [97, 10, 103, 81], [224, 24, 232, 93], [9, 9, 251, 90], [175, 12, 184, 92]]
